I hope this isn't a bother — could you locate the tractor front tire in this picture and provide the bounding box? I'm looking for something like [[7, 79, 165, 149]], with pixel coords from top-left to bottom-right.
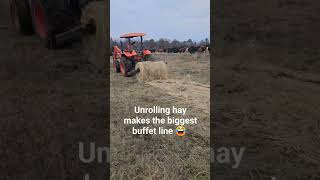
[[81, 1, 107, 71], [9, 0, 34, 35]]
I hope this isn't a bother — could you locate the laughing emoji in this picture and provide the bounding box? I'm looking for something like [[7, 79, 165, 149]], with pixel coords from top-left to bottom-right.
[[176, 126, 186, 136]]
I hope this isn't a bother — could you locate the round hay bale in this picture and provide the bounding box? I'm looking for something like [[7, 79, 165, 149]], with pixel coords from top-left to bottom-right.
[[135, 61, 168, 82], [81, 1, 106, 70]]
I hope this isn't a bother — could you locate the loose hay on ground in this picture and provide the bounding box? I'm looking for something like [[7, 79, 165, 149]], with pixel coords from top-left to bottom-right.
[[147, 79, 210, 113], [135, 61, 168, 82]]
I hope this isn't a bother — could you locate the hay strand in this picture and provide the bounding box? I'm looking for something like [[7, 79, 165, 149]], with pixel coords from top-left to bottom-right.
[[135, 61, 168, 82]]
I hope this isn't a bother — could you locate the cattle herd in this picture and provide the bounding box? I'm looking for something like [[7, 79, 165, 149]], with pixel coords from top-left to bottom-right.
[[151, 45, 210, 54], [111, 42, 210, 55]]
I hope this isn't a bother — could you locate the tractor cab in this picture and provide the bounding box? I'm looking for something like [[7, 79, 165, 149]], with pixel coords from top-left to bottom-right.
[[119, 33, 151, 61], [113, 33, 153, 77]]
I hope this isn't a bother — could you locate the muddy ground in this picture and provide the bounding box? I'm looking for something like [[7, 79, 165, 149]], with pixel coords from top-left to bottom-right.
[[0, 1, 108, 179], [213, 0, 320, 179], [110, 54, 210, 179]]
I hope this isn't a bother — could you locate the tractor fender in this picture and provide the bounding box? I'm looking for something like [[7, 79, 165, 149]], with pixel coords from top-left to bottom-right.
[[123, 50, 137, 58], [143, 49, 151, 55]]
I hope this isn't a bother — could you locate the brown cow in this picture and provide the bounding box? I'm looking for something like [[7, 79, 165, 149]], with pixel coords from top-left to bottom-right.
[[198, 46, 207, 53], [179, 47, 189, 54], [157, 49, 164, 53]]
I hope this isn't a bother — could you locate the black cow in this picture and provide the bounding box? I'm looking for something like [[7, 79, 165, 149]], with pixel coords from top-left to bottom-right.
[[188, 46, 199, 54], [150, 48, 156, 53], [168, 47, 180, 53]]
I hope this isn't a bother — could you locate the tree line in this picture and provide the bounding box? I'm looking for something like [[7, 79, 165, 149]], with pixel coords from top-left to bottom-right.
[[110, 38, 210, 52]]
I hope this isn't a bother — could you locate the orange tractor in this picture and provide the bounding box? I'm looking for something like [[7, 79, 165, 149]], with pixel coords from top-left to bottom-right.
[[9, 0, 106, 68], [113, 33, 153, 76]]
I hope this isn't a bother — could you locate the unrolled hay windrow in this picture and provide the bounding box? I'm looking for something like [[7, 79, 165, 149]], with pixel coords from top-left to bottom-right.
[[135, 61, 168, 82]]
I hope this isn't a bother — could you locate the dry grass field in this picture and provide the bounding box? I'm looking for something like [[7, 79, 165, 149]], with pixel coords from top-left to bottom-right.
[[213, 0, 320, 178], [214, 44, 320, 179], [0, 1, 108, 179], [110, 53, 210, 179]]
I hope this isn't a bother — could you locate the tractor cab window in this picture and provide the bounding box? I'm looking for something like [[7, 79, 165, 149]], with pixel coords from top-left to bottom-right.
[[128, 41, 137, 51], [126, 43, 132, 52], [121, 40, 131, 52], [125, 38, 142, 52], [121, 36, 145, 53]]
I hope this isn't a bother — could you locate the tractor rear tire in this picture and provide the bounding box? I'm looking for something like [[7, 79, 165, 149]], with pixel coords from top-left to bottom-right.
[[81, 1, 107, 71], [30, 0, 55, 48], [9, 0, 34, 35], [120, 57, 133, 77], [113, 60, 120, 73]]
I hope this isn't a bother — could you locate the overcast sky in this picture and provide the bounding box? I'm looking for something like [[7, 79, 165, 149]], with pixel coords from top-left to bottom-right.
[[110, 0, 210, 42]]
